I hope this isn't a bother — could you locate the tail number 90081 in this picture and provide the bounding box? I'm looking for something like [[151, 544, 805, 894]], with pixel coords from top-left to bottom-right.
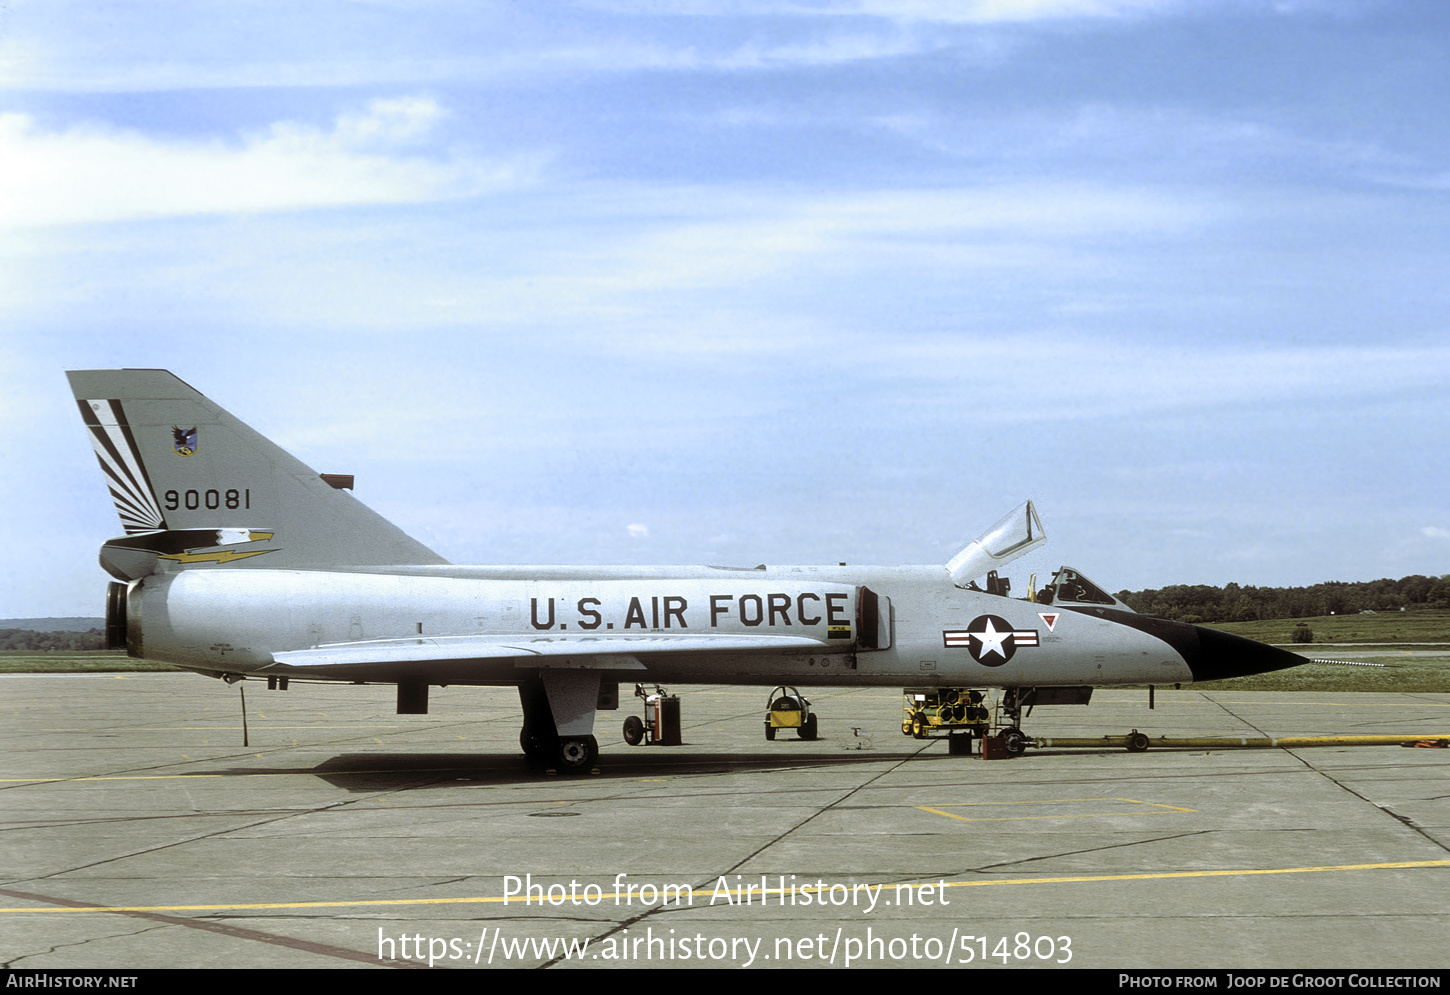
[[164, 488, 251, 511]]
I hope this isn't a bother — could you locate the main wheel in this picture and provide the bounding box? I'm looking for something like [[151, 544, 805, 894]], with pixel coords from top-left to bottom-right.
[[623, 715, 645, 746], [1126, 731, 1150, 753], [948, 732, 972, 756], [556, 736, 598, 772], [799, 713, 818, 741]]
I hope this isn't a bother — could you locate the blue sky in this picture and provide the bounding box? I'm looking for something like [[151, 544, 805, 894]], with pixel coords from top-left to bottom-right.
[[2, 0, 1447, 617]]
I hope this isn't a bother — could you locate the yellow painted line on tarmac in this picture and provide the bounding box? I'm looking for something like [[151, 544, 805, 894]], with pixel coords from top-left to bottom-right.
[[1199, 700, 1450, 708], [1034, 734, 1450, 749], [917, 797, 1196, 823], [2, 860, 1445, 914], [939, 859, 1450, 891]]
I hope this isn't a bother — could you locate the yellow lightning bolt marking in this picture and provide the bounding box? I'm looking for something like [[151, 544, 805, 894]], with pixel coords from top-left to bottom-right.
[[159, 549, 276, 564]]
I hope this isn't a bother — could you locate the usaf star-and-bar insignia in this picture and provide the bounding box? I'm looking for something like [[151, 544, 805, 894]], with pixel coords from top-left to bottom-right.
[[942, 614, 1039, 666]]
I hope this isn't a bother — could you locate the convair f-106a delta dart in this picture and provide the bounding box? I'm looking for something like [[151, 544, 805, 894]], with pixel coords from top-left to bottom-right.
[[70, 369, 1305, 771]]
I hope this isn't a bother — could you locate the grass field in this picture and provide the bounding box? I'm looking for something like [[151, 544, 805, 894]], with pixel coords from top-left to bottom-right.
[[1205, 610, 1450, 646], [1194, 610, 1450, 692], [3, 611, 1447, 692], [1186, 656, 1450, 693], [0, 650, 181, 673]]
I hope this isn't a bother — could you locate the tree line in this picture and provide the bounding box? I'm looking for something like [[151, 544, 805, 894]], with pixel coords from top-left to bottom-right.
[[0, 629, 106, 651], [1115, 574, 1450, 624]]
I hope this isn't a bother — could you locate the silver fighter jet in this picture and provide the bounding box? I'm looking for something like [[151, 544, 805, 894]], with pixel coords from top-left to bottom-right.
[[70, 369, 1305, 771]]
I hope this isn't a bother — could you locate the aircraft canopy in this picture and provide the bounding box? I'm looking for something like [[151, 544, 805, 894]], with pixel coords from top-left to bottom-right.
[[946, 500, 1046, 588]]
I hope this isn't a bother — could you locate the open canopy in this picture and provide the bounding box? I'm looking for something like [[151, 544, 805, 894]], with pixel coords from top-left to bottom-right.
[[946, 500, 1046, 588]]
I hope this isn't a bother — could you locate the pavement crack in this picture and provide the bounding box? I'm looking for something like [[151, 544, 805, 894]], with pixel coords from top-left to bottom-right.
[[1197, 691, 1273, 737], [426, 876, 471, 889], [2, 922, 171, 968], [718, 746, 936, 878], [16, 768, 464, 884], [1287, 752, 1450, 856], [538, 744, 935, 969], [967, 830, 1216, 875]]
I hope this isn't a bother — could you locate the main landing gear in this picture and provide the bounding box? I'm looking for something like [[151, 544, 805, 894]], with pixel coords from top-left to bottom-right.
[[519, 677, 600, 774]]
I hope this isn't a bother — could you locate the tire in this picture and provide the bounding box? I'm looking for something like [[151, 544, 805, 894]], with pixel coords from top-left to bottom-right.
[[948, 732, 972, 756], [911, 711, 928, 739], [623, 715, 645, 746], [800, 713, 818, 741], [1126, 731, 1150, 753], [556, 735, 598, 773], [1002, 727, 1028, 757], [765, 724, 776, 741]]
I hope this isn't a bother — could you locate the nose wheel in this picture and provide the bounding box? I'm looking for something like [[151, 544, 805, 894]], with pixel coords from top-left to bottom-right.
[[1001, 727, 1028, 756]]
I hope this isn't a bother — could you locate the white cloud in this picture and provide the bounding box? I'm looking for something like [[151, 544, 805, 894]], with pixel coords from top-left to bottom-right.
[[558, 183, 1205, 294], [0, 0, 1335, 93], [864, 339, 1450, 426], [874, 103, 1427, 190], [627, 523, 650, 538], [194, 178, 1210, 337], [1423, 527, 1450, 540], [0, 98, 533, 227]]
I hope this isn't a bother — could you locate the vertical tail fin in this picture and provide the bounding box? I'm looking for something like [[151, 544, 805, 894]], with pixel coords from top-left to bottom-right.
[[68, 369, 447, 578]]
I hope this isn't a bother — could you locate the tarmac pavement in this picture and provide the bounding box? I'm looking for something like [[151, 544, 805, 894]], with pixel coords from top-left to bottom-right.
[[1, 673, 1447, 970]]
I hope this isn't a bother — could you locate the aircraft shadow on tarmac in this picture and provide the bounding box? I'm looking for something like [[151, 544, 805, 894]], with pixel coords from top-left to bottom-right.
[[203, 748, 939, 791]]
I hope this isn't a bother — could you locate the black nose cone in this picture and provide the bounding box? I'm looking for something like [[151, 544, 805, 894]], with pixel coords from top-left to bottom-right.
[[1062, 607, 1309, 682], [1180, 624, 1308, 682]]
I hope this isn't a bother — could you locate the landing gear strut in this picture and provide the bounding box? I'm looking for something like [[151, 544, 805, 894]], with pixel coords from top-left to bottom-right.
[[520, 724, 556, 762], [519, 680, 559, 762], [998, 688, 1030, 756]]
